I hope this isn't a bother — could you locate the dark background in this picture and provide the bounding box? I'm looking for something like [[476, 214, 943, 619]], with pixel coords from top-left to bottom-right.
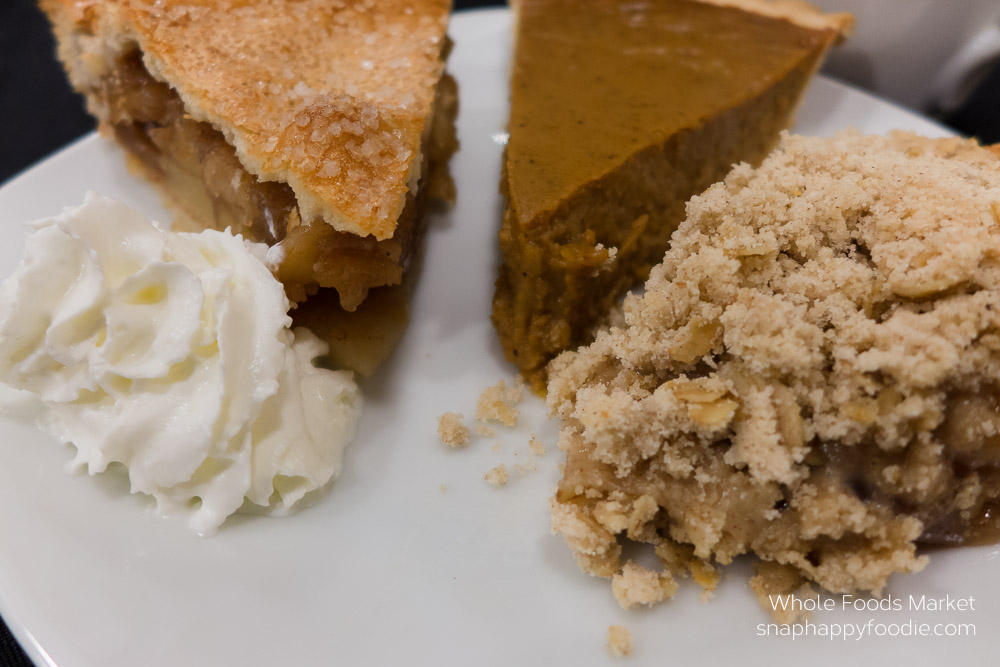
[[0, 0, 998, 664]]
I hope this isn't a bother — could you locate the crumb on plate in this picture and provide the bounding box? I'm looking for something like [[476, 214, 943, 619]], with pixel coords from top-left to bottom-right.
[[437, 412, 470, 448], [484, 464, 509, 487], [607, 625, 633, 657], [476, 379, 522, 426], [514, 462, 538, 476]]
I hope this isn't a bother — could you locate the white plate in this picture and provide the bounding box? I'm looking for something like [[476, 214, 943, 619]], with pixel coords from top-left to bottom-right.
[[0, 8, 993, 667]]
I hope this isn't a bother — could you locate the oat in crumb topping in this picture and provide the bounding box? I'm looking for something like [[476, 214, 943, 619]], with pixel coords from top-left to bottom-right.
[[606, 625, 633, 658], [437, 412, 470, 448], [476, 379, 523, 426], [547, 132, 1000, 608], [484, 464, 509, 487]]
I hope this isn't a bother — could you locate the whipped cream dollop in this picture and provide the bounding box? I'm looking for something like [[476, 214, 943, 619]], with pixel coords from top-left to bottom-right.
[[0, 193, 361, 533]]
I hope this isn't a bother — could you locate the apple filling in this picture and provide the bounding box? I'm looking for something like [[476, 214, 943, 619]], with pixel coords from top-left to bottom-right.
[[96, 49, 456, 311]]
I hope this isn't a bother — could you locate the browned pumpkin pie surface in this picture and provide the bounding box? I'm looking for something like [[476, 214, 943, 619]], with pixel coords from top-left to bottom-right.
[[492, 0, 849, 391]]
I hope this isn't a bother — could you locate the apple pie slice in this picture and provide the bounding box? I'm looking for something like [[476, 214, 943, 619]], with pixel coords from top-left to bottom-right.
[[40, 0, 458, 373]]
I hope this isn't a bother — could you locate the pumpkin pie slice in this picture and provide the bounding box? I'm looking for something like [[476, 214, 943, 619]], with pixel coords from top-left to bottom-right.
[[492, 0, 850, 391], [40, 0, 458, 374]]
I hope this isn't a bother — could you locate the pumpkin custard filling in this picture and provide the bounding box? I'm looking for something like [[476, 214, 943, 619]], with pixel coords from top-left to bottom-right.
[[493, 0, 850, 392], [546, 132, 1000, 609]]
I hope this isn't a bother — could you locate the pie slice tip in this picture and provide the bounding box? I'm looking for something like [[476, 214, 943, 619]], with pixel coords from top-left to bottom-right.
[[41, 0, 453, 242], [493, 0, 851, 392], [40, 0, 459, 374]]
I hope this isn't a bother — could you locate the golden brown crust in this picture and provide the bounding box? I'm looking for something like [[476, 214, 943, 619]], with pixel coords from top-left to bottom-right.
[[40, 0, 452, 241]]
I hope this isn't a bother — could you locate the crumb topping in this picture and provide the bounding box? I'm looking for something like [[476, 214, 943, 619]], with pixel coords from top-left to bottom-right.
[[611, 561, 679, 609], [549, 132, 1000, 601]]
